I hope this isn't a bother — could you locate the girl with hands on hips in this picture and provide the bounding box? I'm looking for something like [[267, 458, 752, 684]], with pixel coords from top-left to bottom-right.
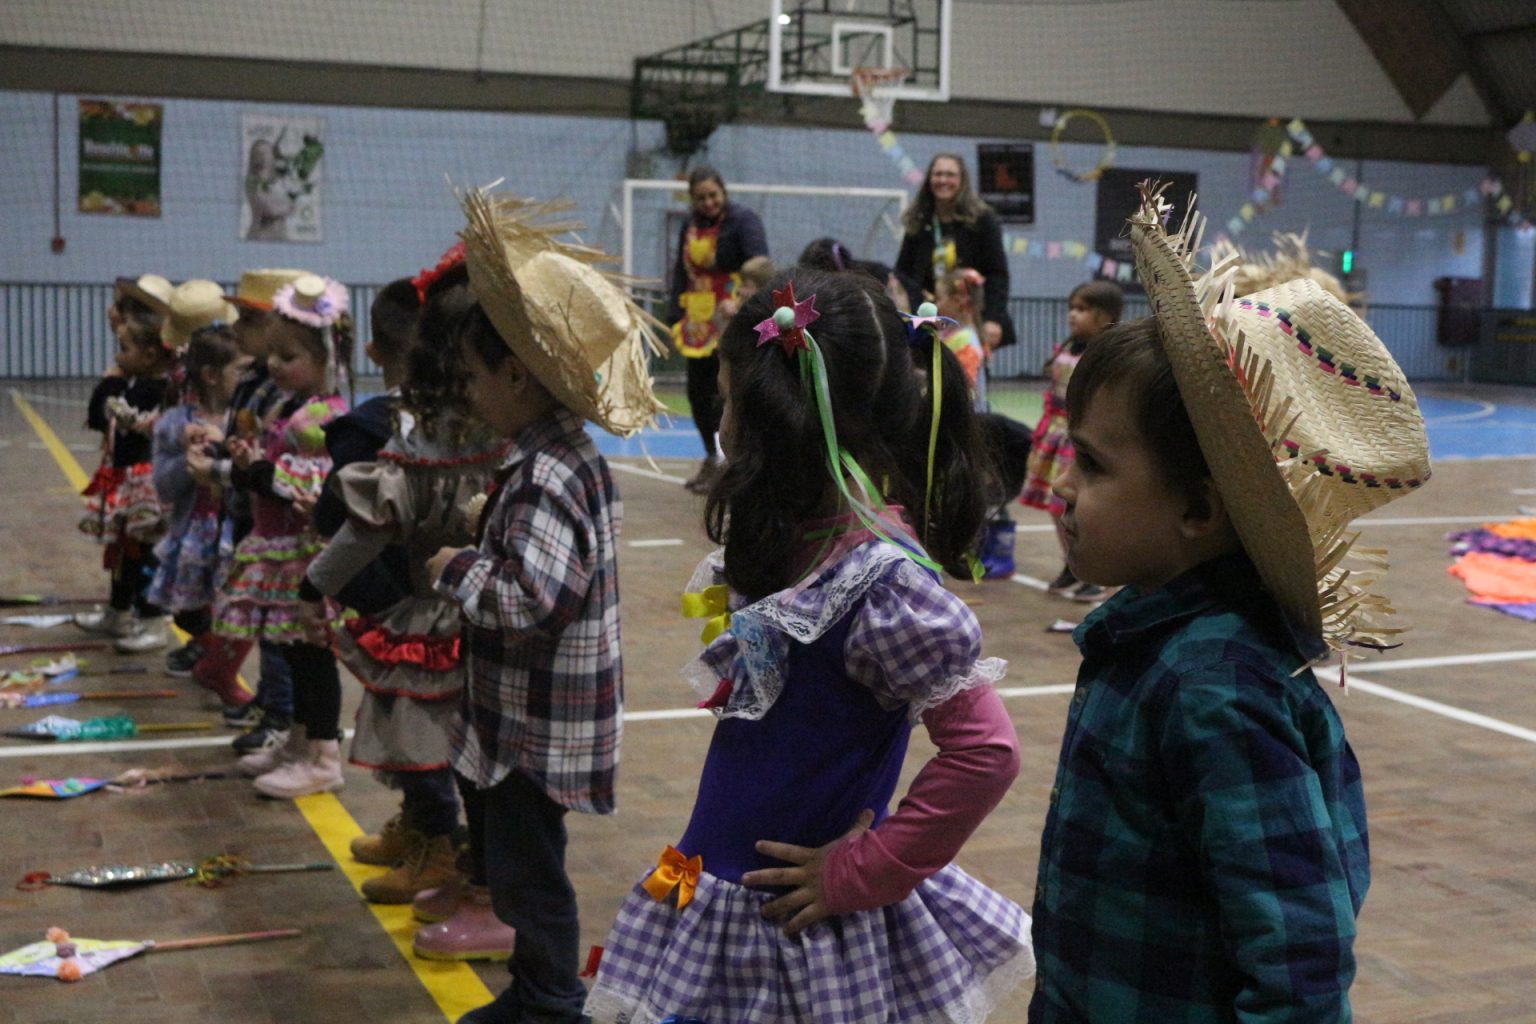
[[584, 269, 1033, 1024]]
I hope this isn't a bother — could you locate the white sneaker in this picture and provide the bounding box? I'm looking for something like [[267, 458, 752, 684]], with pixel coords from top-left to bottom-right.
[[238, 727, 301, 777], [253, 738, 345, 798], [75, 607, 135, 637], [113, 616, 169, 653]]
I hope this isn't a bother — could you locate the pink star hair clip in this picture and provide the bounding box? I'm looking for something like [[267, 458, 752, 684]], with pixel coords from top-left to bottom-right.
[[753, 282, 820, 357]]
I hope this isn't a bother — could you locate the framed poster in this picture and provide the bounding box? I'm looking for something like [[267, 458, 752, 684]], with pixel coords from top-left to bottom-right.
[[1094, 167, 1198, 291], [240, 113, 325, 243], [78, 100, 161, 217], [978, 143, 1034, 224]]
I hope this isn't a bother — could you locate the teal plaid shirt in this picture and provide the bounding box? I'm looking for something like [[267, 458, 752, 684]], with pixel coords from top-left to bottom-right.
[[1030, 553, 1369, 1024]]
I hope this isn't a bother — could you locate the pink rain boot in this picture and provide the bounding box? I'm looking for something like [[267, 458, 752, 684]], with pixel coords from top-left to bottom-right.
[[413, 874, 469, 923], [411, 886, 515, 961]]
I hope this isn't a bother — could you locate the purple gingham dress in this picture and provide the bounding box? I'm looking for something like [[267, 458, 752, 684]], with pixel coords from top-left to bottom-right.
[[586, 540, 1033, 1023]]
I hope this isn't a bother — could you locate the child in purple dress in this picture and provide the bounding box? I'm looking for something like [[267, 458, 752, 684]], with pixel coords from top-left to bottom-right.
[[587, 269, 1032, 1023]]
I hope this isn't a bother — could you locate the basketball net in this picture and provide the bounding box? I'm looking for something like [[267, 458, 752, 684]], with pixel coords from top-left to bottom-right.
[[851, 66, 910, 131]]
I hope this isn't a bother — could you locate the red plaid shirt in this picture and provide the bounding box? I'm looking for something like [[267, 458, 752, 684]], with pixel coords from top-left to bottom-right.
[[436, 409, 623, 813]]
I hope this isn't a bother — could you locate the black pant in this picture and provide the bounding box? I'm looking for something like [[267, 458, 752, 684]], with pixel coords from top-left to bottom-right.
[[469, 769, 586, 1021], [685, 353, 721, 457], [173, 607, 211, 637], [109, 547, 162, 616], [282, 641, 341, 741]]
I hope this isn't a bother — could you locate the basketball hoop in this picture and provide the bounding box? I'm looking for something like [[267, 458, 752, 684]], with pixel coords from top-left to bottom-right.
[[851, 66, 911, 129]]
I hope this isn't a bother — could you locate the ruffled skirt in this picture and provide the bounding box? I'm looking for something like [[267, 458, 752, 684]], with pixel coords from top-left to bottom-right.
[[586, 864, 1033, 1024], [78, 462, 164, 543], [212, 529, 324, 642], [147, 509, 225, 613], [338, 600, 463, 772]]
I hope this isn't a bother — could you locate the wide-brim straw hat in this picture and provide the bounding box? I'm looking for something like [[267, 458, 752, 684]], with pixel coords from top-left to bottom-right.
[[1210, 231, 1359, 306], [162, 279, 239, 351], [113, 274, 173, 315], [1125, 181, 1430, 656], [233, 268, 309, 311], [459, 186, 666, 438]]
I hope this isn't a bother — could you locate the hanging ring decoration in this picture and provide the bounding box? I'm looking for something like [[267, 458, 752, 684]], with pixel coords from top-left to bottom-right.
[[1050, 109, 1116, 184]]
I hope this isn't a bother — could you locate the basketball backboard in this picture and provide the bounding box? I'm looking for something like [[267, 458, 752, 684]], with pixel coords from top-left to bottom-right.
[[767, 0, 951, 102]]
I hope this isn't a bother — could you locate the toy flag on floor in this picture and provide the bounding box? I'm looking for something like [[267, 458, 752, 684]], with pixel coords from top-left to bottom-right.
[[0, 689, 177, 709], [0, 777, 112, 799], [0, 926, 301, 982], [19, 854, 333, 890], [5, 714, 211, 741], [1447, 517, 1536, 618]]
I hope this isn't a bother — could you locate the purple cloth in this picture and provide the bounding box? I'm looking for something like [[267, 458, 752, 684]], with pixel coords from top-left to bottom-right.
[[1447, 528, 1536, 562], [586, 864, 1032, 1023], [1472, 599, 1536, 621]]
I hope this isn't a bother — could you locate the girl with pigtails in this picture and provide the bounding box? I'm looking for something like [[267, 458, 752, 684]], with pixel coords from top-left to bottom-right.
[[586, 268, 1032, 1023]]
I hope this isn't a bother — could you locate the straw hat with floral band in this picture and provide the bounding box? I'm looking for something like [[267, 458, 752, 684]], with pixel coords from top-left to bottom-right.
[[161, 279, 240, 352], [1125, 180, 1429, 665], [458, 185, 666, 438], [113, 274, 173, 315], [231, 269, 309, 312]]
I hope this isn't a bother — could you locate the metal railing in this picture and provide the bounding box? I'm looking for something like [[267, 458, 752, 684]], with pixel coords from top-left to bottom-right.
[[0, 281, 1463, 382]]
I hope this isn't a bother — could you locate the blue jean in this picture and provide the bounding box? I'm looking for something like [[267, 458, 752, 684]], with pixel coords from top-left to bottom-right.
[[464, 770, 586, 1022], [253, 640, 294, 725], [395, 767, 460, 838]]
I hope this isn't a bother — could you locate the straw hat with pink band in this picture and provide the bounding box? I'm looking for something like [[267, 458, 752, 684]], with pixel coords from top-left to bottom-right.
[[232, 269, 309, 312], [1125, 181, 1430, 662], [458, 186, 666, 438], [272, 273, 351, 396]]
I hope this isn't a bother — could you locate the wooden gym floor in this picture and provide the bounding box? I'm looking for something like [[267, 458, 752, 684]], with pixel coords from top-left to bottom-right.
[[1, 378, 1533, 1023]]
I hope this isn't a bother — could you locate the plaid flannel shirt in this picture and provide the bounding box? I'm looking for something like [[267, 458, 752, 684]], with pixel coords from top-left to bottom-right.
[[1030, 553, 1369, 1024], [436, 409, 623, 813]]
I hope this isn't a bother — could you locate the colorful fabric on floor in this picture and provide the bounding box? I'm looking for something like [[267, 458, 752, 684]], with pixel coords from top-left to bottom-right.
[[1448, 518, 1536, 618]]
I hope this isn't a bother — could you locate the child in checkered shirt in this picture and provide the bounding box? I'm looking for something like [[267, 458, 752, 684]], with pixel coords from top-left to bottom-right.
[[586, 268, 1033, 1023]]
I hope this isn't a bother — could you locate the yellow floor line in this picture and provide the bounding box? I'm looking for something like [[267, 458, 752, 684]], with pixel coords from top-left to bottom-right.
[[11, 389, 492, 1021]]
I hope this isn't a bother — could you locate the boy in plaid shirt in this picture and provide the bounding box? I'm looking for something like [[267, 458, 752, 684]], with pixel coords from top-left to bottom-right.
[[1029, 186, 1429, 1023], [424, 189, 663, 1024]]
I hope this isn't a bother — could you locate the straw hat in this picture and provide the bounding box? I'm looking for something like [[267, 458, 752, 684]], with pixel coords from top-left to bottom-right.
[[233, 268, 309, 311], [1210, 232, 1358, 306], [459, 186, 665, 437], [161, 279, 239, 351], [113, 274, 173, 315], [272, 274, 351, 394], [1125, 181, 1430, 655]]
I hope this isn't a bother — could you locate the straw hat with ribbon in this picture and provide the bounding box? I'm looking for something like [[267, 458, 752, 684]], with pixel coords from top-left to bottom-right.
[[113, 274, 173, 315], [1125, 181, 1430, 658], [161, 280, 239, 352], [458, 186, 665, 438], [232, 269, 309, 311]]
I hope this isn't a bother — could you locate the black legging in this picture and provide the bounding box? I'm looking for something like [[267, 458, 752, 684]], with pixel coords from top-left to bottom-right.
[[282, 641, 342, 741], [686, 353, 721, 456]]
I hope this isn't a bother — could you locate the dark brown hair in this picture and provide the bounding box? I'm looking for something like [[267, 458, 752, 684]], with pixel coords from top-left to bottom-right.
[[1069, 280, 1125, 322], [1066, 316, 1210, 503]]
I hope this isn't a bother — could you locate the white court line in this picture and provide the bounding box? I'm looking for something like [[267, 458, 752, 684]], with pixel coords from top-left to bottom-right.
[[1344, 649, 1536, 674], [1425, 400, 1496, 425], [609, 462, 688, 485], [1348, 676, 1536, 745], [1011, 573, 1051, 591], [0, 728, 355, 759], [1355, 514, 1519, 527], [629, 538, 685, 548]]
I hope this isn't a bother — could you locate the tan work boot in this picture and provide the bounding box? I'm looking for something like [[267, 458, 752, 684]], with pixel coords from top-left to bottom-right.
[[361, 833, 460, 904], [350, 813, 418, 867]]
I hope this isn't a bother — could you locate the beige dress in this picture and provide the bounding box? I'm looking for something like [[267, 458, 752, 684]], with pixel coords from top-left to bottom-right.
[[307, 415, 506, 772]]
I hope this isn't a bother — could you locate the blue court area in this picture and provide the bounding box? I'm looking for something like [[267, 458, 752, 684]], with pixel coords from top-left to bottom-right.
[[1420, 394, 1536, 460]]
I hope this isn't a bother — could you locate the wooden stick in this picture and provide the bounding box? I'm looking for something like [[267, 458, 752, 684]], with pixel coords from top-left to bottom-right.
[[79, 689, 178, 701], [134, 722, 214, 733], [0, 642, 110, 656], [148, 928, 302, 953]]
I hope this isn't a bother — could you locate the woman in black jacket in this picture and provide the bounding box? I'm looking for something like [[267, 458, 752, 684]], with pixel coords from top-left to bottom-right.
[[666, 165, 769, 493], [894, 153, 1014, 351]]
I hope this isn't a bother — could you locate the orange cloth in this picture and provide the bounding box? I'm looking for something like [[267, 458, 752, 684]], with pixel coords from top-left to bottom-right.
[[1449, 551, 1536, 604], [1487, 518, 1536, 542]]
